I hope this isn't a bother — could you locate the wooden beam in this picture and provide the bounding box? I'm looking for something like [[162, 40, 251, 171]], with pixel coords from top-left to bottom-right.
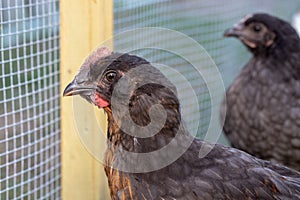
[[60, 0, 113, 199]]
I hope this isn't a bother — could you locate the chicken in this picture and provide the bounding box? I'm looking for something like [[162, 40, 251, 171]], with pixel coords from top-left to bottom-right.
[[64, 46, 300, 199], [221, 13, 300, 171]]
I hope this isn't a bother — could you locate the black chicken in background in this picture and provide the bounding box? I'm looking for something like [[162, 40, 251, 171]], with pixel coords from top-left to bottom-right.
[[221, 13, 300, 171], [64, 46, 300, 199]]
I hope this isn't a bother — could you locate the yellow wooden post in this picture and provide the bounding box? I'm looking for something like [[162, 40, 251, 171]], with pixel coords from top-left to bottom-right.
[[60, 0, 113, 199]]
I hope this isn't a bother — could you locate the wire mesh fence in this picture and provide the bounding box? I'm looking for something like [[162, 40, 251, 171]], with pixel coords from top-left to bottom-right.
[[0, 0, 60, 199]]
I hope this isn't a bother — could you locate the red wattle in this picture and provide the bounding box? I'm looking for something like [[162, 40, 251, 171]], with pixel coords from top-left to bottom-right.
[[94, 94, 109, 108]]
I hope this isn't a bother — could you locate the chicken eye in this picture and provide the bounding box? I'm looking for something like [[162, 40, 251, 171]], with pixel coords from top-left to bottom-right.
[[253, 24, 262, 32], [105, 71, 117, 82]]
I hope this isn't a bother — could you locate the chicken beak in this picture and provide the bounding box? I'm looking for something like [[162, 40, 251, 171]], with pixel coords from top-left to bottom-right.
[[224, 23, 244, 37], [63, 81, 76, 96], [63, 80, 97, 97]]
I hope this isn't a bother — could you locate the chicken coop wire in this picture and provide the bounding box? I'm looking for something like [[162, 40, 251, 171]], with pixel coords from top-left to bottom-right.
[[0, 0, 60, 199], [113, 0, 300, 145]]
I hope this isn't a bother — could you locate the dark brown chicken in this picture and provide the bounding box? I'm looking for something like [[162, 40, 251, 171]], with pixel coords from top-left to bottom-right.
[[221, 13, 300, 171], [64, 46, 300, 199]]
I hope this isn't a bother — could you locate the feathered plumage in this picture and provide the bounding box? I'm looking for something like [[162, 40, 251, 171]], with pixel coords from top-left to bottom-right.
[[222, 13, 300, 170], [64, 46, 300, 199]]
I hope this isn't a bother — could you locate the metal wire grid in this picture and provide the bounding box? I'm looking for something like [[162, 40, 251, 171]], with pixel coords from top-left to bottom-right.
[[113, 0, 300, 144], [0, 0, 60, 199]]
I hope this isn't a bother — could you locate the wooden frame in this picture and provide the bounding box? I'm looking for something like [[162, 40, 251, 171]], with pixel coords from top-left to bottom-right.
[[60, 0, 113, 199]]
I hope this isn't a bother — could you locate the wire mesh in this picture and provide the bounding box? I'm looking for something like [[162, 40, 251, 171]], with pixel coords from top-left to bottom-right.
[[114, 0, 300, 144], [0, 0, 60, 199]]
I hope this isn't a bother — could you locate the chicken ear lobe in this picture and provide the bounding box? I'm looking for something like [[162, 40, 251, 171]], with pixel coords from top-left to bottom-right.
[[264, 32, 276, 47]]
